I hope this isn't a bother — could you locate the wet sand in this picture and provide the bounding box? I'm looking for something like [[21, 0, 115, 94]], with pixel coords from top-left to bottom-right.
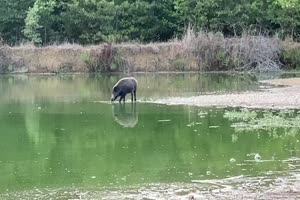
[[153, 78, 300, 109]]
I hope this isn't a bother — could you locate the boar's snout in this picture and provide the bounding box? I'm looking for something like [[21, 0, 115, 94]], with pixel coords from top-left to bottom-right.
[[111, 92, 118, 101]]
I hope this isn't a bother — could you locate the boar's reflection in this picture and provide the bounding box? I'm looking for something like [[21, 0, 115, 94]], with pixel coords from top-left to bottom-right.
[[112, 103, 138, 128]]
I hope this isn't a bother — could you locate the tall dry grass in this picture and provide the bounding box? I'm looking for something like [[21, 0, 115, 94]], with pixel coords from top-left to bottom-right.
[[0, 29, 295, 73], [182, 28, 282, 72]]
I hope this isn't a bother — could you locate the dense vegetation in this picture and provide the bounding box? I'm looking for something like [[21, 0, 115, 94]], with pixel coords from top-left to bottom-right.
[[0, 0, 299, 45]]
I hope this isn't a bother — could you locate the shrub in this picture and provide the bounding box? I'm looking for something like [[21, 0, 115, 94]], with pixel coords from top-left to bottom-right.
[[172, 58, 186, 71], [282, 47, 300, 70], [182, 28, 282, 72], [81, 44, 127, 73]]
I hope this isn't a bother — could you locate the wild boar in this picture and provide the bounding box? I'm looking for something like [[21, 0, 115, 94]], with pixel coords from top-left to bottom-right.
[[111, 77, 137, 102]]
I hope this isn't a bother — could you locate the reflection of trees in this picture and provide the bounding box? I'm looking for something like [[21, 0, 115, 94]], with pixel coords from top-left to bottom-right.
[[136, 73, 260, 98], [1, 103, 300, 192], [112, 103, 138, 128], [0, 73, 262, 103], [25, 104, 40, 144]]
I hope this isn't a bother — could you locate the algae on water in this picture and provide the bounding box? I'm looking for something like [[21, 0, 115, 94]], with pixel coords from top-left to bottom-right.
[[224, 108, 300, 138], [223, 108, 257, 121]]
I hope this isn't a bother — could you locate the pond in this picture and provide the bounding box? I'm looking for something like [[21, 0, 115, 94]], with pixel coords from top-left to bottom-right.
[[0, 73, 300, 199]]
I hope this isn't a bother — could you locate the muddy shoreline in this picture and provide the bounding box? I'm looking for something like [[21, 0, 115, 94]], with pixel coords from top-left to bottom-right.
[[2, 173, 300, 200], [152, 78, 300, 109]]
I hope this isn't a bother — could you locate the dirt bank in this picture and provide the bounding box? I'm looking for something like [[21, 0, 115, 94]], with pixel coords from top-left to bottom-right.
[[152, 78, 300, 109]]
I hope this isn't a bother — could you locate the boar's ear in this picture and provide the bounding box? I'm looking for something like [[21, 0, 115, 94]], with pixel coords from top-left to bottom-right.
[[113, 86, 119, 92]]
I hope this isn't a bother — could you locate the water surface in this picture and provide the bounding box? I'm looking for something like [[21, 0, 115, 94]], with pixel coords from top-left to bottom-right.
[[0, 73, 300, 199]]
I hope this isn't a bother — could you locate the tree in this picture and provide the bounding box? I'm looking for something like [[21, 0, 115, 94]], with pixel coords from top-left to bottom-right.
[[24, 0, 57, 44], [272, 0, 300, 39], [0, 0, 35, 44], [1, 0, 299, 44], [61, 0, 117, 44]]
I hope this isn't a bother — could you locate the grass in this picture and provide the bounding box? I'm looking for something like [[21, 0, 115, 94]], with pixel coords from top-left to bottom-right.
[[0, 30, 299, 73]]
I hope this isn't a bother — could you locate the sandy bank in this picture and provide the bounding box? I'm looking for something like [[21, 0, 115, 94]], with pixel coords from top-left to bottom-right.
[[153, 78, 300, 109]]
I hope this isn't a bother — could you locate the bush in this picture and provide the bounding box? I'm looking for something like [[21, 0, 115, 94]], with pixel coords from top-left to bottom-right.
[[81, 44, 127, 73], [282, 47, 300, 70], [172, 58, 186, 71], [182, 29, 282, 72]]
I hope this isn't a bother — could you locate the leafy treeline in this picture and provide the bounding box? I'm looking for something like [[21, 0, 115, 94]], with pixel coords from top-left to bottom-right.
[[0, 0, 299, 45]]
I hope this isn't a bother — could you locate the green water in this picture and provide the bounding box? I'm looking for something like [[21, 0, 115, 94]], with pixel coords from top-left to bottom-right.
[[0, 73, 300, 199]]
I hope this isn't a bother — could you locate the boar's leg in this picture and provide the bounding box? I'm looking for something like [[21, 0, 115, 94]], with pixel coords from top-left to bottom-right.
[[134, 90, 136, 101], [119, 94, 126, 103]]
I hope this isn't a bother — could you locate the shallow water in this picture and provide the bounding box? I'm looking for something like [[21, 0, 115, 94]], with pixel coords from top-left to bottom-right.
[[0, 73, 259, 102], [0, 73, 300, 199]]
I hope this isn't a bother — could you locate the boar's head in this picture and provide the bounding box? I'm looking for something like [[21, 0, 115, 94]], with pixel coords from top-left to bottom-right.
[[111, 86, 120, 101]]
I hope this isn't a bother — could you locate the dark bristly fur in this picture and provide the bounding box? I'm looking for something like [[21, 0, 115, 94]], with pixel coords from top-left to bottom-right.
[[111, 77, 137, 102]]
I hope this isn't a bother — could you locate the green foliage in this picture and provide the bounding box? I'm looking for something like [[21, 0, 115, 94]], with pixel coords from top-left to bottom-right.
[[282, 47, 300, 69], [0, 0, 300, 45], [0, 0, 35, 44], [271, 0, 300, 39], [172, 58, 186, 71], [62, 0, 117, 44], [24, 0, 57, 44], [80, 45, 125, 72], [216, 50, 231, 67], [80, 52, 93, 70], [111, 52, 127, 72]]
